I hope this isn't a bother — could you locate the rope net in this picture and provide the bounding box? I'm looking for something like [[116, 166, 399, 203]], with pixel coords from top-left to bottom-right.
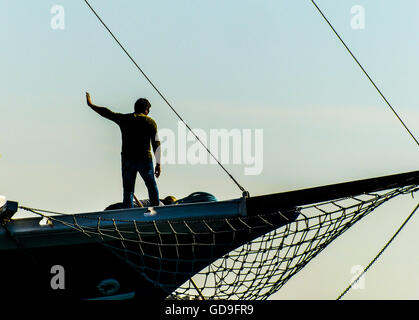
[[172, 185, 418, 300], [25, 184, 418, 300]]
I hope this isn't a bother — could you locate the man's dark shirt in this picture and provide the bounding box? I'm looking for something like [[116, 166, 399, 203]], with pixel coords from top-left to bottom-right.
[[97, 109, 159, 160]]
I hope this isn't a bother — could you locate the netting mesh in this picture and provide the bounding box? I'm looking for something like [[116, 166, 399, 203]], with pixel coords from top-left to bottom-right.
[[27, 184, 418, 300], [171, 185, 418, 299]]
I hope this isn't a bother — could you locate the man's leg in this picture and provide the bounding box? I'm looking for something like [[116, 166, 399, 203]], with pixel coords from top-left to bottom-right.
[[137, 159, 160, 206], [122, 158, 137, 208]]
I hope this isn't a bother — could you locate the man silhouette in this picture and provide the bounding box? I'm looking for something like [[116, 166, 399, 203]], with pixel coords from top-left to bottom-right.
[[86, 92, 161, 207]]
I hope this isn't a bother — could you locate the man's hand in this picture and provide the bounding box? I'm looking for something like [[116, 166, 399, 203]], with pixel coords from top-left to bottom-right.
[[86, 92, 93, 107], [155, 164, 161, 178]]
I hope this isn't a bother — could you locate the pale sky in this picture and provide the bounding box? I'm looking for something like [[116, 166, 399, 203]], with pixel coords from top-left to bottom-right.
[[1, 0, 418, 299]]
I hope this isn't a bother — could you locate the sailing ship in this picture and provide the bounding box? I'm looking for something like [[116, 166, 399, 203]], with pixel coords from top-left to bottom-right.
[[1, 1, 418, 301], [1, 170, 418, 300]]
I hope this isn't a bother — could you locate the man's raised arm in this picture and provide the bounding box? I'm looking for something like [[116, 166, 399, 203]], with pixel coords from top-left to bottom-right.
[[86, 92, 120, 122]]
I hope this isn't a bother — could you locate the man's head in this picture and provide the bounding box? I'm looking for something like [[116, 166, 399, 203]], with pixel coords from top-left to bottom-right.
[[134, 98, 151, 115]]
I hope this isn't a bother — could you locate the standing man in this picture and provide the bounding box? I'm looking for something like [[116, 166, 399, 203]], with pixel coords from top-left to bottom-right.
[[86, 92, 161, 208]]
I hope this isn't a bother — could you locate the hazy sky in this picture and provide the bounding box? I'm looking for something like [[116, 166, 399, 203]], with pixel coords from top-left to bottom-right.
[[1, 0, 418, 299]]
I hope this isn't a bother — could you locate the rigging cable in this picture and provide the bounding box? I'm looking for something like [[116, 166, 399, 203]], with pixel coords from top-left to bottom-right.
[[336, 202, 419, 300], [310, 1, 419, 298], [82, 0, 248, 196], [310, 0, 419, 148]]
